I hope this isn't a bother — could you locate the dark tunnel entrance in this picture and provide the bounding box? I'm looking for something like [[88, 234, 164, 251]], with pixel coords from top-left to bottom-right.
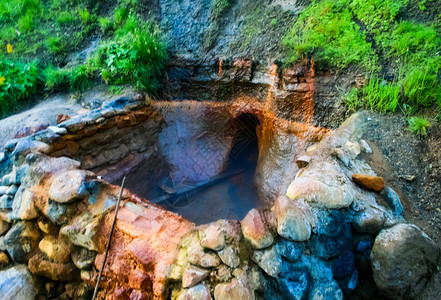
[[154, 112, 262, 224]]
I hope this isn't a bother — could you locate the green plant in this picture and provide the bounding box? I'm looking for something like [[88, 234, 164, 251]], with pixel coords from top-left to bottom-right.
[[43, 65, 69, 91], [56, 12, 76, 25], [114, 6, 128, 25], [407, 116, 431, 136], [45, 37, 64, 55], [98, 17, 113, 33], [91, 15, 167, 93], [0, 58, 42, 117], [361, 77, 400, 112], [78, 7, 92, 25], [69, 64, 92, 91], [343, 87, 360, 113]]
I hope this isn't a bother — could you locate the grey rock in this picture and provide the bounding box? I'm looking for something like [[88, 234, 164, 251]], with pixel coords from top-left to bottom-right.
[[309, 280, 343, 300], [0, 195, 14, 209], [71, 247, 96, 270], [0, 265, 37, 299], [11, 186, 39, 220], [218, 245, 240, 268], [4, 221, 40, 263], [214, 278, 255, 300], [371, 224, 439, 299], [0, 186, 8, 196], [61, 212, 101, 251], [252, 246, 282, 278], [48, 170, 90, 203], [0, 152, 6, 163], [182, 265, 210, 288], [47, 126, 67, 135], [177, 283, 212, 300]]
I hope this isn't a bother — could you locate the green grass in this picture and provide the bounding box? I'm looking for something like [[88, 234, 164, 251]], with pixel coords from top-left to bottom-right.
[[407, 116, 431, 137], [283, 0, 378, 70], [285, 0, 441, 117]]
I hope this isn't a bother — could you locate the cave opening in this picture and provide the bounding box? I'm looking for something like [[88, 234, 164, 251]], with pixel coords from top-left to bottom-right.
[[148, 111, 262, 224]]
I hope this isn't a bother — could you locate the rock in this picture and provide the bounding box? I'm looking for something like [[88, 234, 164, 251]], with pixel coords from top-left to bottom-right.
[[218, 246, 240, 268], [371, 224, 439, 299], [275, 196, 311, 242], [335, 269, 358, 294], [48, 170, 90, 203], [186, 233, 221, 268], [355, 238, 372, 272], [0, 251, 9, 269], [331, 251, 355, 279], [0, 152, 5, 163], [57, 114, 71, 124], [182, 266, 210, 288], [61, 212, 101, 251], [214, 278, 255, 300], [351, 200, 386, 234], [71, 247, 96, 270], [0, 265, 37, 299], [11, 139, 50, 165], [28, 252, 79, 281], [241, 209, 274, 249], [214, 264, 232, 282], [0, 220, 9, 236], [307, 210, 352, 259], [65, 282, 91, 299], [278, 264, 310, 300], [129, 289, 150, 300], [6, 185, 19, 195], [37, 217, 59, 235], [14, 124, 49, 138], [177, 283, 212, 300], [309, 280, 343, 300], [296, 155, 311, 168], [360, 139, 372, 154], [199, 222, 226, 251], [275, 238, 304, 263], [129, 269, 150, 290], [352, 174, 384, 192], [0, 194, 14, 209], [11, 187, 39, 220], [0, 186, 8, 196], [287, 162, 356, 209], [2, 169, 21, 186], [36, 197, 78, 225], [252, 246, 282, 278], [39, 235, 73, 263], [48, 126, 67, 135], [4, 221, 40, 263], [382, 187, 404, 217]]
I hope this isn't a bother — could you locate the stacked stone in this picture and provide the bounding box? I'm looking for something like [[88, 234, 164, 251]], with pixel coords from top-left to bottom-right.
[[167, 112, 439, 300], [0, 97, 155, 299]]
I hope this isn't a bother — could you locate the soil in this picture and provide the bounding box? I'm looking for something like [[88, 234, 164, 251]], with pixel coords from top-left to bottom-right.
[[360, 111, 441, 299]]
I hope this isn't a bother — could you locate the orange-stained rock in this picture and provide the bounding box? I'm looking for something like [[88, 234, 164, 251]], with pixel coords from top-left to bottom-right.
[[57, 114, 71, 124], [130, 289, 151, 300], [129, 269, 152, 290], [241, 209, 274, 249], [352, 174, 385, 192], [114, 286, 131, 300]]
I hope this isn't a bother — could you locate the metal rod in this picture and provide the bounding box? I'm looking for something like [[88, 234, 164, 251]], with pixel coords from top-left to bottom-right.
[[92, 176, 126, 300]]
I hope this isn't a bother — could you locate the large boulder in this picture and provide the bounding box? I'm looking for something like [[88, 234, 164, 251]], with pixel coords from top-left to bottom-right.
[[0, 265, 37, 299], [371, 224, 439, 299]]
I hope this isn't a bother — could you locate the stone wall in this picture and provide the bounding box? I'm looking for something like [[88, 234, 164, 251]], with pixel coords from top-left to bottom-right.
[[0, 96, 438, 300]]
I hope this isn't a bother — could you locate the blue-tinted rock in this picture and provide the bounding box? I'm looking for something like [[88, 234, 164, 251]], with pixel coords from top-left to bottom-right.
[[278, 262, 310, 300], [355, 239, 372, 271], [384, 187, 404, 217], [0, 195, 14, 209], [335, 269, 358, 294], [4, 222, 40, 263], [309, 279, 343, 300], [0, 265, 37, 299], [307, 210, 352, 259], [275, 238, 304, 262], [332, 251, 355, 279], [356, 239, 372, 252]]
